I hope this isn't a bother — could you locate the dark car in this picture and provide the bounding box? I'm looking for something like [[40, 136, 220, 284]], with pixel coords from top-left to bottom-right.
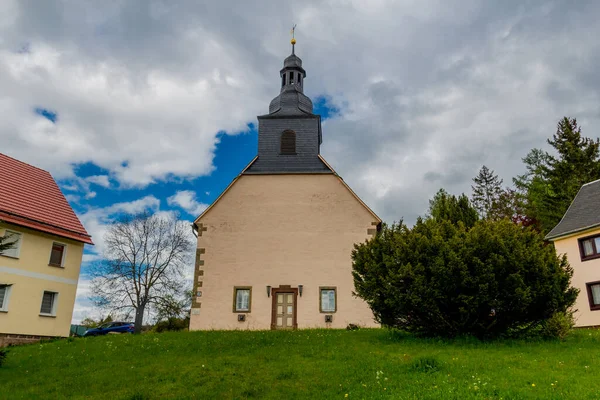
[[83, 321, 134, 336]]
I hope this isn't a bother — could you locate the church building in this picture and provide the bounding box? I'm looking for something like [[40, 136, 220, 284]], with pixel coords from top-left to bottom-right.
[[189, 39, 381, 330]]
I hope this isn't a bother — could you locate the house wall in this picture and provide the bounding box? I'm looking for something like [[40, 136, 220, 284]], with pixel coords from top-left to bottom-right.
[[0, 222, 84, 337], [553, 226, 600, 327], [189, 174, 380, 331]]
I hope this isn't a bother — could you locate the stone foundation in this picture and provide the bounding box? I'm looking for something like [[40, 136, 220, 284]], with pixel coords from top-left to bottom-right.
[[0, 333, 59, 347]]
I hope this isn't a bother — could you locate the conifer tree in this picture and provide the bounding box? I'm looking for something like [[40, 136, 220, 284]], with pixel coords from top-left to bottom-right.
[[514, 117, 600, 234], [428, 188, 479, 228], [542, 117, 600, 232], [471, 165, 503, 219]]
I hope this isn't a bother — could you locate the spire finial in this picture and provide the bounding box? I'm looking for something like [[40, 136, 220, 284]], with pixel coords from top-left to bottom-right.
[[290, 24, 297, 54]]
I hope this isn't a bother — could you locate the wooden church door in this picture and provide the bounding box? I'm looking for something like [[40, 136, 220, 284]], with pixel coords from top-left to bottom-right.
[[271, 286, 298, 330]]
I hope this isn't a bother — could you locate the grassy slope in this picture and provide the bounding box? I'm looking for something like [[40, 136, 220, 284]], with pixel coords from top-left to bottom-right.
[[1, 329, 600, 399]]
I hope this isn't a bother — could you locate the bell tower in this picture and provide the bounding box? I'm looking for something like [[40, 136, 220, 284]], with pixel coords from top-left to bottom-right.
[[244, 32, 330, 174]]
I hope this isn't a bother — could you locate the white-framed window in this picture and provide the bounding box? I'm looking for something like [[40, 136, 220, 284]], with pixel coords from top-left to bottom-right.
[[48, 242, 67, 267], [233, 287, 251, 312], [1, 230, 23, 259], [0, 284, 12, 312], [320, 287, 337, 313], [40, 291, 58, 316]]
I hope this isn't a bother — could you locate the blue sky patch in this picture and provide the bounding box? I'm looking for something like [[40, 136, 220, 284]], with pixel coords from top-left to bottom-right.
[[34, 107, 58, 123]]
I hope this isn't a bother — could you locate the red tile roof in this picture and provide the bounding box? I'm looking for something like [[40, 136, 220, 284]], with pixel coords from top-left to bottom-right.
[[0, 153, 93, 244]]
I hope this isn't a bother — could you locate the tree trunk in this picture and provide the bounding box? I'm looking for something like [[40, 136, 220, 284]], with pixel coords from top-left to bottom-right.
[[134, 305, 145, 334]]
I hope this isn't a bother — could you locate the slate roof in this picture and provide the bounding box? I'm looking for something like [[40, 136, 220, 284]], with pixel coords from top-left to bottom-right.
[[545, 179, 600, 240], [0, 153, 93, 244]]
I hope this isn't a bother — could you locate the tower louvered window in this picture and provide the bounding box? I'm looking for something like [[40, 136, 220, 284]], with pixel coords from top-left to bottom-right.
[[280, 130, 296, 155]]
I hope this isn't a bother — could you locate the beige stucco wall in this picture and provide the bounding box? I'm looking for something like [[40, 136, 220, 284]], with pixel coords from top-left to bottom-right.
[[0, 222, 84, 337], [189, 174, 381, 330], [553, 227, 600, 327]]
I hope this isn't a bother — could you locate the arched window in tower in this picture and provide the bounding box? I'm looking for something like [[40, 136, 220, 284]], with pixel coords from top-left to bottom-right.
[[289, 71, 295, 85], [280, 130, 296, 155]]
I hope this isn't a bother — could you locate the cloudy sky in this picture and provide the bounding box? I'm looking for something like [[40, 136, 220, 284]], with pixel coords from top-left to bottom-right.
[[2, 0, 599, 322]]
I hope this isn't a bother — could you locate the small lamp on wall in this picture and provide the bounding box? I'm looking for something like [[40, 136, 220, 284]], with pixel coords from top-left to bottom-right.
[[298, 285, 303, 297], [266, 285, 271, 297]]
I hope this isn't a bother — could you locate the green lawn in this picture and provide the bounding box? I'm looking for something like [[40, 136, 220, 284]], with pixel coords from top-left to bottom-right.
[[1, 328, 600, 399]]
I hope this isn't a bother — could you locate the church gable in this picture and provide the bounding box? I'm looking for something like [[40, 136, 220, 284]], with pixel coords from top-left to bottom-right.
[[190, 173, 381, 331], [196, 171, 379, 226]]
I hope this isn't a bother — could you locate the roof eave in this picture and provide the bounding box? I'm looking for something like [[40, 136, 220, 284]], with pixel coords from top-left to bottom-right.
[[545, 222, 600, 241], [0, 212, 94, 245]]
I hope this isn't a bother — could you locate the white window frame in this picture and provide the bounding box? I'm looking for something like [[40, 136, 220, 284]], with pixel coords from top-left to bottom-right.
[[39, 291, 59, 317], [48, 241, 67, 267], [1, 230, 23, 259], [0, 284, 12, 312]]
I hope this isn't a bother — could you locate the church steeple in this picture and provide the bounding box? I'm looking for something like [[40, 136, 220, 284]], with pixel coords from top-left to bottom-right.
[[243, 32, 330, 175], [268, 35, 313, 115]]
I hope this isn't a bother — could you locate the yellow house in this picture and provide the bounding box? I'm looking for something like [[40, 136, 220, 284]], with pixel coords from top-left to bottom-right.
[[0, 153, 93, 346], [546, 179, 600, 327], [188, 41, 382, 331]]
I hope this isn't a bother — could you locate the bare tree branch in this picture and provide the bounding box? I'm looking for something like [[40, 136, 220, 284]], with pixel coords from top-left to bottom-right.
[[89, 211, 194, 333]]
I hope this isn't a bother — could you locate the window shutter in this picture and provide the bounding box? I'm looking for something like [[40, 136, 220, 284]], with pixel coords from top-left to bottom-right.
[[280, 130, 296, 155], [40, 292, 55, 314]]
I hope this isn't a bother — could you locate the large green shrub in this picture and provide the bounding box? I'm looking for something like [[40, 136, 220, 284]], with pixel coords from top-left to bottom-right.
[[352, 218, 578, 338]]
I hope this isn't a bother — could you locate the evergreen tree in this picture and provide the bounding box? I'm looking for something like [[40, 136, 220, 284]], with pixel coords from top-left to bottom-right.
[[471, 165, 503, 219], [513, 148, 549, 231], [428, 188, 478, 228], [514, 117, 600, 234], [352, 217, 578, 338], [541, 117, 600, 232]]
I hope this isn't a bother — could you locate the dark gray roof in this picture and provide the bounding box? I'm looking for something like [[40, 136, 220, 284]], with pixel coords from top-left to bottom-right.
[[546, 179, 600, 240], [268, 85, 313, 115], [284, 54, 303, 69]]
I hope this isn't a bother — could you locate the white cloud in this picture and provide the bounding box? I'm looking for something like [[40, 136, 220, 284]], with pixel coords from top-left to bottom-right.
[[78, 195, 161, 258], [64, 194, 80, 203], [3, 1, 600, 226], [167, 190, 208, 217], [86, 175, 111, 188]]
